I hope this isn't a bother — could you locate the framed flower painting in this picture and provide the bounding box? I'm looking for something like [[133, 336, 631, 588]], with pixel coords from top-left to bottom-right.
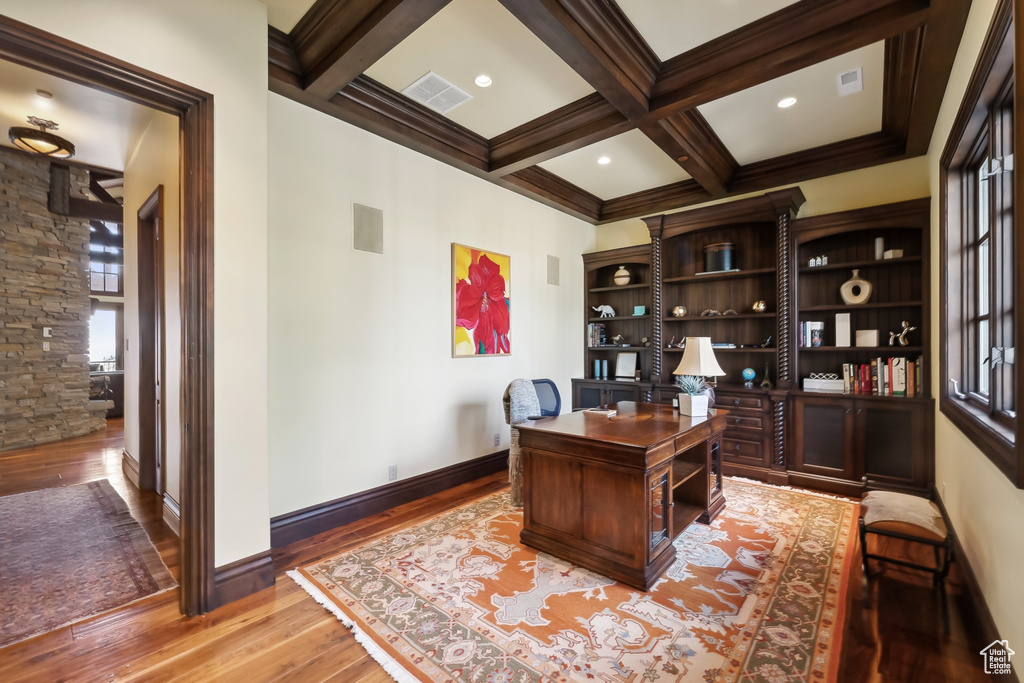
[[452, 244, 511, 357]]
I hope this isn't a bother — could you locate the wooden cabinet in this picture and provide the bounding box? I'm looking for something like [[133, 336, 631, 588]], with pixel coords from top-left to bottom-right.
[[571, 379, 643, 410], [715, 387, 772, 474], [790, 394, 933, 494]]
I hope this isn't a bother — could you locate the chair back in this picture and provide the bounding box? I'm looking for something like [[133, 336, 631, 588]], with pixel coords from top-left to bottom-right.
[[531, 379, 561, 416]]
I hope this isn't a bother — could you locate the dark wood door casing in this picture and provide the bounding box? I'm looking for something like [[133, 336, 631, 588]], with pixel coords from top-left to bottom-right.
[[137, 186, 166, 495], [0, 15, 217, 616]]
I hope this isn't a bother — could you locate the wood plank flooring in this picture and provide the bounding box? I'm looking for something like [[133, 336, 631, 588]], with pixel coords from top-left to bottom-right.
[[0, 422, 1000, 681]]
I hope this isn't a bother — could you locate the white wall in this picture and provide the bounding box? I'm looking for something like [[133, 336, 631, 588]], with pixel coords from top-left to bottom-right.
[[926, 0, 1024, 649], [0, 0, 272, 565], [123, 111, 182, 503], [267, 93, 595, 517]]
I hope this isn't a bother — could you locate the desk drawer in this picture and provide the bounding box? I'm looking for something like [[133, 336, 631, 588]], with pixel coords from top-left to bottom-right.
[[722, 437, 767, 466], [725, 413, 765, 431], [718, 394, 766, 411]]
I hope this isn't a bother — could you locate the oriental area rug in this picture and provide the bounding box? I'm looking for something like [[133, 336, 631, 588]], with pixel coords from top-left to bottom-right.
[[0, 480, 176, 648], [291, 479, 858, 682]]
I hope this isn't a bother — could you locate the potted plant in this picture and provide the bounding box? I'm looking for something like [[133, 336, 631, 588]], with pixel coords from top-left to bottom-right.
[[675, 375, 709, 416]]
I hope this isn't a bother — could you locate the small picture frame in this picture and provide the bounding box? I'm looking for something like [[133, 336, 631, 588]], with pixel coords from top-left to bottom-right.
[[632, 305, 646, 316], [614, 351, 638, 379]]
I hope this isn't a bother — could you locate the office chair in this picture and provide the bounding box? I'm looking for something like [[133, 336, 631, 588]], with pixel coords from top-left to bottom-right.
[[531, 379, 561, 416]]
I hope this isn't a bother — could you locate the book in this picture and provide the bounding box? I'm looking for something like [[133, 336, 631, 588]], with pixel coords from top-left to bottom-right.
[[907, 360, 916, 398], [585, 407, 616, 416], [892, 357, 907, 396], [810, 322, 824, 347]]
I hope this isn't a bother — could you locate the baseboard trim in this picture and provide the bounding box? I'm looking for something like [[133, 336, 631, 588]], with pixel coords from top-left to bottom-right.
[[213, 550, 275, 610], [122, 449, 140, 489], [932, 492, 1020, 683], [162, 493, 181, 537], [271, 449, 508, 548]]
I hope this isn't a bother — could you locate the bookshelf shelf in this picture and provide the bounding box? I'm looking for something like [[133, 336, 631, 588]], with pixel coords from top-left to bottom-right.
[[798, 345, 923, 352], [798, 301, 923, 312], [663, 313, 777, 321], [663, 267, 775, 285], [798, 255, 922, 273], [589, 283, 650, 293]]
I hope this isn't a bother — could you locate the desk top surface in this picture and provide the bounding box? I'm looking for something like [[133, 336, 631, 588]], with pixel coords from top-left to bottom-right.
[[516, 401, 725, 448]]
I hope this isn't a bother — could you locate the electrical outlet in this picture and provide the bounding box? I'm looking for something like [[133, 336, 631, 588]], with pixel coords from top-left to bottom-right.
[[493, 433, 500, 447], [388, 465, 398, 481], [42, 341, 50, 352]]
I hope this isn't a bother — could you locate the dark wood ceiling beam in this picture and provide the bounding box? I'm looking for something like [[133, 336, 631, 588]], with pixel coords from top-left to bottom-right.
[[488, 94, 632, 176], [728, 133, 907, 195], [495, 0, 658, 120], [598, 180, 710, 224], [502, 166, 602, 222], [289, 0, 451, 100], [651, 0, 930, 117], [642, 110, 738, 197], [902, 0, 973, 155]]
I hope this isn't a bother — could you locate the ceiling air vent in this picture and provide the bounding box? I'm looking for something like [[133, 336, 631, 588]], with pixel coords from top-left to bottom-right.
[[402, 72, 472, 114], [837, 68, 863, 97]]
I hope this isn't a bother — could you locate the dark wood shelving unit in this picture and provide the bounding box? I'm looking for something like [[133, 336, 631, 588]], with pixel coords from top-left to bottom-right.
[[578, 193, 933, 497], [791, 198, 934, 495]]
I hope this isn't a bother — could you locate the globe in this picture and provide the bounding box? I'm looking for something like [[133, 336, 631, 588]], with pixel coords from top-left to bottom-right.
[[742, 367, 756, 382]]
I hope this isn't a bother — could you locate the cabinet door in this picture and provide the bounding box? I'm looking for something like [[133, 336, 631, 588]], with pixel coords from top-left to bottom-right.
[[792, 396, 856, 479], [858, 400, 930, 488], [572, 381, 606, 410], [607, 384, 641, 404]]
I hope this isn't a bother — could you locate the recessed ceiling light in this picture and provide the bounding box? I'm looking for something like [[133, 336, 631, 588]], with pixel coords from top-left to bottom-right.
[[597, 156, 611, 165], [474, 74, 492, 88], [777, 97, 797, 109]]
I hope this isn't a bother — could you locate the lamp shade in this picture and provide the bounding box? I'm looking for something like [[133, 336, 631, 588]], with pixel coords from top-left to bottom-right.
[[672, 337, 726, 377], [8, 117, 75, 159]]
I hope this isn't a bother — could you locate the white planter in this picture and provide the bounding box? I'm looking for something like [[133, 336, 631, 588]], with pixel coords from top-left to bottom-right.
[[677, 394, 708, 416]]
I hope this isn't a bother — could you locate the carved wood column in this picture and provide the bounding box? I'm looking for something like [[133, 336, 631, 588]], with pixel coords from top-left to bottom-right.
[[646, 218, 665, 393]]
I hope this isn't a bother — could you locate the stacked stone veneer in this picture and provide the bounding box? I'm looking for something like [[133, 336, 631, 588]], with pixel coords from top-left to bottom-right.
[[0, 147, 106, 450]]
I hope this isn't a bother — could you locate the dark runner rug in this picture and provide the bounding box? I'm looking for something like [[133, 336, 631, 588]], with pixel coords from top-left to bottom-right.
[[0, 479, 175, 647]]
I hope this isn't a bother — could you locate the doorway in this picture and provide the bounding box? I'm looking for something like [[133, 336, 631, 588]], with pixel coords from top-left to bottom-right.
[[0, 17, 216, 615]]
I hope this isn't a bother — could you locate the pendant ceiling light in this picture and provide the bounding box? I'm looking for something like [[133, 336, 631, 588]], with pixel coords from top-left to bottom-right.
[[9, 116, 75, 158]]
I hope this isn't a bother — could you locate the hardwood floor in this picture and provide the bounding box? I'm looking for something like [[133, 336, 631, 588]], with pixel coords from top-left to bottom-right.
[[0, 423, 1001, 681]]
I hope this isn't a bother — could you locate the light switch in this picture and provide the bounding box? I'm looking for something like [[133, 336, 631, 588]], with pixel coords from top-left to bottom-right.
[[42, 327, 52, 337]]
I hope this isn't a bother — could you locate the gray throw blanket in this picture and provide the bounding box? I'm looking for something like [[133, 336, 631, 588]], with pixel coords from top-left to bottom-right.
[[502, 379, 540, 507]]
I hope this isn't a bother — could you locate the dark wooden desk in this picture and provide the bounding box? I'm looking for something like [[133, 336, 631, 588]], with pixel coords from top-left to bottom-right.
[[515, 401, 727, 590]]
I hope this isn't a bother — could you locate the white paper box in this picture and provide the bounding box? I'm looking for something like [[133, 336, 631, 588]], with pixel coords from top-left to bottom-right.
[[855, 329, 879, 347], [884, 249, 904, 259], [836, 313, 851, 347]]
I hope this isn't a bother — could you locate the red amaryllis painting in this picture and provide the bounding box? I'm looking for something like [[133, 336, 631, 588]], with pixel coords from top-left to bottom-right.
[[453, 244, 510, 356]]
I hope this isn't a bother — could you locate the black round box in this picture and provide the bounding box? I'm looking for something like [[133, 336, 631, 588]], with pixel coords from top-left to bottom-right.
[[703, 242, 735, 272]]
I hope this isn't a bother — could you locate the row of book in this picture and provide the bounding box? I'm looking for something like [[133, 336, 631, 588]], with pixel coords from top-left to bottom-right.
[[587, 323, 607, 347], [799, 321, 826, 347], [841, 357, 922, 396]]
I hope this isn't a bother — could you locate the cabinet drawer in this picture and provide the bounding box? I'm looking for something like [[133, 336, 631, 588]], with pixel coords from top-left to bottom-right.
[[725, 413, 765, 431], [722, 437, 767, 465], [718, 394, 765, 411]]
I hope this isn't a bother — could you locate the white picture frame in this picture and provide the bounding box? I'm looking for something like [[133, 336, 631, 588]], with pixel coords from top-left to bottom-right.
[[614, 351, 638, 379]]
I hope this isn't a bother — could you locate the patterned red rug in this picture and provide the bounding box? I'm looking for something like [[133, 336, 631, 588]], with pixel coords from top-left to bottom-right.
[[291, 479, 857, 682], [0, 480, 176, 648]]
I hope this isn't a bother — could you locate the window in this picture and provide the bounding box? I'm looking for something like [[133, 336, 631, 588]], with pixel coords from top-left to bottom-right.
[[89, 222, 123, 296], [89, 301, 123, 372], [940, 0, 1021, 487]]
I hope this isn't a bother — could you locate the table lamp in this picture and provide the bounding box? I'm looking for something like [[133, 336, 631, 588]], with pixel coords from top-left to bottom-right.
[[672, 337, 726, 416]]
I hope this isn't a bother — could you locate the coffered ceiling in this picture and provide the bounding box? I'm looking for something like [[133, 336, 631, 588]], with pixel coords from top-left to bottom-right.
[[266, 0, 970, 224]]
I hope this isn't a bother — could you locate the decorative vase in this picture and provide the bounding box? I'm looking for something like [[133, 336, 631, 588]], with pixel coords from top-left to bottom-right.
[[613, 266, 630, 286], [840, 269, 872, 305], [671, 305, 687, 317], [677, 393, 708, 417]]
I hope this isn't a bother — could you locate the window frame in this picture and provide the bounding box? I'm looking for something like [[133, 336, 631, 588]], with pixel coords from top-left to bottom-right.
[[939, 0, 1022, 488]]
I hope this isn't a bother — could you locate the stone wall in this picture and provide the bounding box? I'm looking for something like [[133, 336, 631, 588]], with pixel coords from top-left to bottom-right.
[[0, 147, 106, 450]]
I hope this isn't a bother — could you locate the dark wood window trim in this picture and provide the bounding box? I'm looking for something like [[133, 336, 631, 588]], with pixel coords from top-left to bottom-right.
[[939, 0, 1022, 487], [0, 15, 218, 612]]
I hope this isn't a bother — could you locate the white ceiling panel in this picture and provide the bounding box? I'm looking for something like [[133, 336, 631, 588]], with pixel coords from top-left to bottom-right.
[[698, 43, 884, 165], [364, 0, 595, 139], [0, 59, 165, 171], [538, 130, 691, 200], [616, 0, 801, 61], [263, 0, 315, 33]]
